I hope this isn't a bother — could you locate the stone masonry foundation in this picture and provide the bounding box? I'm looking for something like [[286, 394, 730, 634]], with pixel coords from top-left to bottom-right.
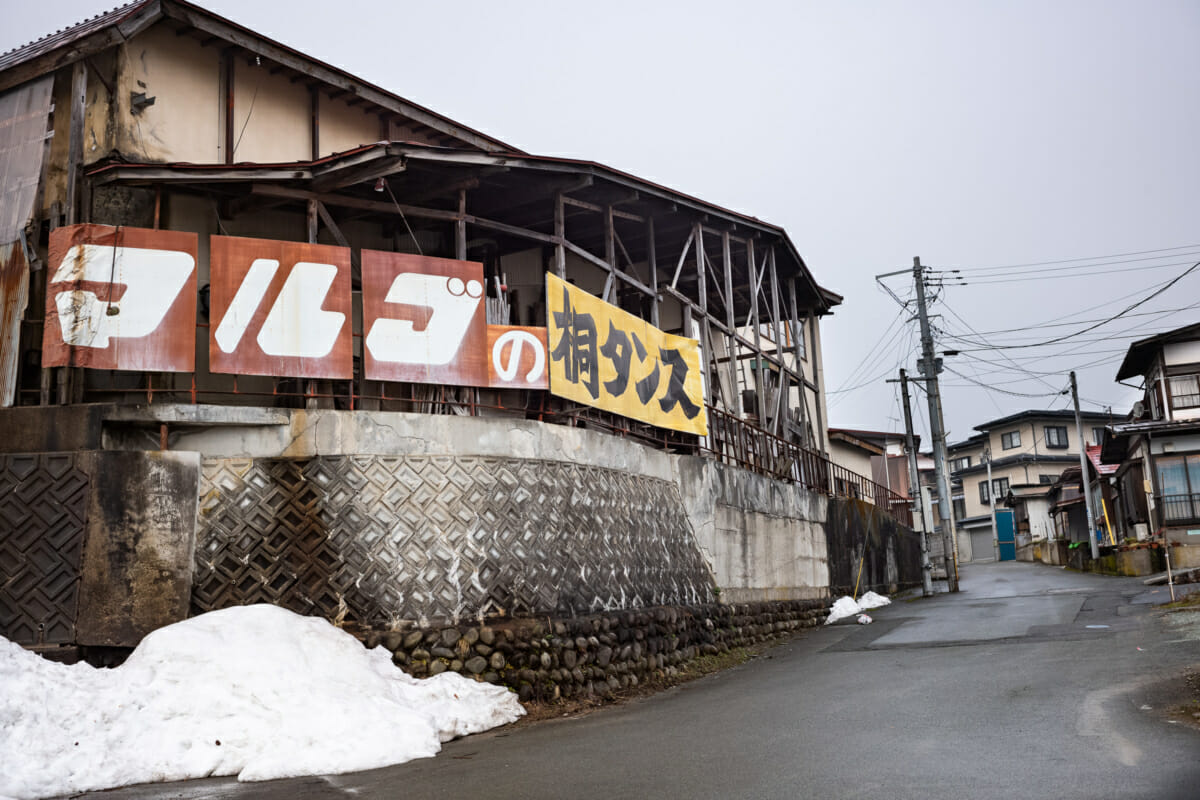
[[360, 599, 829, 702]]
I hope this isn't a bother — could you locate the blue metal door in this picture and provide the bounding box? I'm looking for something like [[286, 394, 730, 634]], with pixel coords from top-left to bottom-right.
[[996, 509, 1016, 561]]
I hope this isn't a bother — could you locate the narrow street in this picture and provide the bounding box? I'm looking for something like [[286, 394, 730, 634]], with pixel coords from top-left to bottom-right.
[[89, 562, 1200, 800]]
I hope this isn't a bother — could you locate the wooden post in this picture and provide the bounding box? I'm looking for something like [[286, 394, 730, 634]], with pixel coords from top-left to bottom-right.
[[58, 62, 89, 405], [309, 85, 320, 160], [65, 62, 86, 226], [768, 248, 786, 435], [787, 278, 813, 449], [748, 239, 768, 425], [603, 205, 616, 303], [722, 231, 739, 416], [553, 191, 566, 278], [306, 199, 319, 409], [646, 217, 659, 328], [223, 51, 235, 164], [807, 308, 827, 455], [696, 224, 715, 408], [456, 189, 467, 260]]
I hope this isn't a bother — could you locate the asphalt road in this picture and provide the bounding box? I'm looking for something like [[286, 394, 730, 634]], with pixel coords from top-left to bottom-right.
[[88, 563, 1200, 800]]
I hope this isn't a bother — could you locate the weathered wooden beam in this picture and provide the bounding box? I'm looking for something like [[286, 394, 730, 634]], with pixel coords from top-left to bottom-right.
[[309, 85, 320, 160], [647, 217, 659, 328], [456, 189, 467, 260], [788, 277, 814, 450], [748, 238, 767, 424], [65, 61, 87, 225], [554, 191, 566, 277], [222, 50, 234, 164], [722, 231, 739, 415], [768, 248, 786, 435], [670, 229, 694, 291]]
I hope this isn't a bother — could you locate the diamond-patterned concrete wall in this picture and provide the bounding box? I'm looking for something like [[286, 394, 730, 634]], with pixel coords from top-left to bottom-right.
[[0, 453, 90, 644], [195, 456, 715, 626]]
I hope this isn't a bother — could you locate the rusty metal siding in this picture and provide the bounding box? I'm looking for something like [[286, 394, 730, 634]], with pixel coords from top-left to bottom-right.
[[0, 76, 54, 406]]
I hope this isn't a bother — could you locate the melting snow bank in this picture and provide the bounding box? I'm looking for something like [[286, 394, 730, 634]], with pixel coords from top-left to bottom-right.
[[0, 605, 525, 800], [824, 591, 892, 625]]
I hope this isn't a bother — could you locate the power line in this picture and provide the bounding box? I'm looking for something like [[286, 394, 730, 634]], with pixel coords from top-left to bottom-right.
[[948, 258, 1199, 285], [928, 242, 1200, 272], [950, 261, 1200, 352]]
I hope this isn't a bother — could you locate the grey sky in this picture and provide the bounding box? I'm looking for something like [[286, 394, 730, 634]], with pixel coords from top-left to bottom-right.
[[4, 0, 1197, 445]]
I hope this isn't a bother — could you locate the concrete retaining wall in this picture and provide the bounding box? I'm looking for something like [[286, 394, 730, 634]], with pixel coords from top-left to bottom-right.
[[2, 404, 923, 648]]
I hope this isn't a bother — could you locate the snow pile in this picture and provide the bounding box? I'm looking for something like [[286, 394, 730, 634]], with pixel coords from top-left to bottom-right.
[[824, 591, 891, 624], [0, 605, 524, 799]]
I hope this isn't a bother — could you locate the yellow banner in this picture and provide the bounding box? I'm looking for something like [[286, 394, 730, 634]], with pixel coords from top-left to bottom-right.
[[546, 273, 707, 436]]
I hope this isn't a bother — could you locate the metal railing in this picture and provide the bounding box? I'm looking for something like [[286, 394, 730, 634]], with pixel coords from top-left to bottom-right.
[[1158, 493, 1200, 523], [703, 405, 913, 526]]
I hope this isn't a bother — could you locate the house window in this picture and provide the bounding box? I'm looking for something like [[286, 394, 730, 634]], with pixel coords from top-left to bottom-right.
[[1001, 430, 1021, 450], [1039, 474, 1054, 485], [1044, 426, 1068, 449], [1092, 427, 1106, 446], [950, 456, 971, 473], [992, 477, 1010, 500], [979, 480, 990, 503], [952, 497, 966, 520], [1155, 453, 1200, 522], [1169, 375, 1200, 410]]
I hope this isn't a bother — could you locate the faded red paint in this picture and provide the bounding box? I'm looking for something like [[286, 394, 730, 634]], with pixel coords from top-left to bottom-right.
[[42, 224, 198, 372], [361, 251, 488, 387], [208, 235, 353, 379]]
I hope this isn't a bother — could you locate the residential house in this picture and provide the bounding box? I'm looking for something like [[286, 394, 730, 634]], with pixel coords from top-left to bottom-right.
[[947, 409, 1111, 561], [1102, 322, 1200, 566]]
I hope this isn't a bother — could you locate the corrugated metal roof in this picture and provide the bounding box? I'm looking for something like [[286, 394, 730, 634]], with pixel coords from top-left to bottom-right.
[[0, 2, 150, 73], [1086, 445, 1118, 476]]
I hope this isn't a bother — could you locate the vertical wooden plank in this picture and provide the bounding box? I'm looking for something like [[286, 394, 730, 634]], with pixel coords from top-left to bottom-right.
[[306, 199, 319, 408], [696, 224, 716, 409], [456, 189, 467, 260], [309, 85, 320, 160], [65, 62, 86, 226], [223, 51, 234, 164], [646, 217, 659, 328], [721, 231, 739, 416], [768, 248, 785, 435], [788, 277, 813, 449], [602, 205, 616, 303], [807, 307, 827, 455], [553, 191, 566, 278], [748, 239, 768, 425]]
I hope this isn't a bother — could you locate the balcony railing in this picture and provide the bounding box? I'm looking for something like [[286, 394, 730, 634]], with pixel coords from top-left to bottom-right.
[[1159, 493, 1200, 523], [703, 405, 913, 527]]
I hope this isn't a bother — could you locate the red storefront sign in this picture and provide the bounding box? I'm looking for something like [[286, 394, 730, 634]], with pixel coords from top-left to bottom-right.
[[361, 251, 488, 386], [208, 236, 353, 379], [487, 325, 549, 390], [42, 224, 198, 371]]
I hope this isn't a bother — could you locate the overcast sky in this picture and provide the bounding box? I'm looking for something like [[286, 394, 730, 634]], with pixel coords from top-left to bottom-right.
[[4, 0, 1197, 444]]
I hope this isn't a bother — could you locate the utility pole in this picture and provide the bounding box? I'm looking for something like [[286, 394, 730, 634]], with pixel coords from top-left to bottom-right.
[[1070, 371, 1100, 560], [899, 369, 934, 596], [913, 256, 959, 592], [985, 447, 999, 561]]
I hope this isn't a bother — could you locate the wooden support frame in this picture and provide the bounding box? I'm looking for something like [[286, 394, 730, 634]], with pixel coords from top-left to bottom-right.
[[768, 247, 786, 435], [222, 50, 235, 164], [722, 231, 739, 416], [647, 217, 660, 328], [747, 238, 768, 425], [787, 278, 813, 449]]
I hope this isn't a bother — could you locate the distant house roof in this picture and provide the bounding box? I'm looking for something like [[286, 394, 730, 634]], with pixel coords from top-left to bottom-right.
[[827, 427, 916, 448], [1085, 445, 1117, 477], [1115, 321, 1200, 381], [972, 408, 1110, 432]]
